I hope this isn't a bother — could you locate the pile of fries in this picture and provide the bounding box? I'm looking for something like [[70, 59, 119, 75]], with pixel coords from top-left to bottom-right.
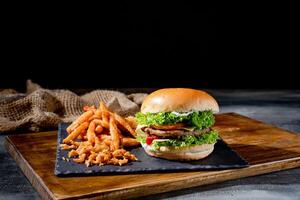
[[60, 102, 139, 166]]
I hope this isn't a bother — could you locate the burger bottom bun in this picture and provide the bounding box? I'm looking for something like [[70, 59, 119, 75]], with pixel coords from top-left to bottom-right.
[[142, 143, 215, 161]]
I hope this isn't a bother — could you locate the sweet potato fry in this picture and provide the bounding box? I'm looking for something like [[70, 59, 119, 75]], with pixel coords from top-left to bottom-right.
[[88, 115, 101, 122], [66, 110, 94, 133], [78, 129, 87, 140], [109, 117, 121, 151], [93, 119, 109, 129], [99, 101, 110, 113], [73, 153, 86, 163], [122, 138, 140, 147], [123, 151, 138, 161], [68, 149, 78, 157], [125, 116, 138, 129], [113, 113, 136, 136], [77, 110, 94, 122], [70, 141, 81, 147], [85, 152, 97, 167], [95, 125, 103, 134], [63, 122, 89, 143], [60, 144, 76, 150], [101, 112, 109, 128], [100, 102, 110, 127], [103, 138, 112, 146], [87, 121, 96, 144], [95, 109, 102, 118], [66, 123, 79, 135], [118, 158, 129, 166], [83, 105, 96, 112]]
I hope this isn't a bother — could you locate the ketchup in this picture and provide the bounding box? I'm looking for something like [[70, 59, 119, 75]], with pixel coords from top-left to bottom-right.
[[146, 135, 159, 145]]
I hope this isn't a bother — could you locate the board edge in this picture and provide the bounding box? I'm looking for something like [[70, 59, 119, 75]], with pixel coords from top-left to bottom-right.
[[53, 157, 300, 200], [4, 136, 57, 200]]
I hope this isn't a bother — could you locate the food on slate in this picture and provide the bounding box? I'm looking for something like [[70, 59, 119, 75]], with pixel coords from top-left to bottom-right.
[[135, 88, 219, 160], [61, 102, 139, 166]]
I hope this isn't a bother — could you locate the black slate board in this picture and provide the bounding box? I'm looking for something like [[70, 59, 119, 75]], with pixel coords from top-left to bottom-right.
[[55, 123, 248, 176]]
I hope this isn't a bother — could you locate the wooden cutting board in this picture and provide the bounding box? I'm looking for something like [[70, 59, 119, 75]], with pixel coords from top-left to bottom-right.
[[5, 113, 300, 200]]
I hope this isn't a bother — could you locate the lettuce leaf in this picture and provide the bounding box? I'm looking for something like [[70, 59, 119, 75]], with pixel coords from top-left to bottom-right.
[[151, 130, 219, 149], [135, 111, 215, 130], [136, 134, 146, 144]]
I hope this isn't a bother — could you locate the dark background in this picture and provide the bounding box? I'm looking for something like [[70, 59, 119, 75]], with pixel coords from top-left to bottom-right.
[[1, 4, 298, 91]]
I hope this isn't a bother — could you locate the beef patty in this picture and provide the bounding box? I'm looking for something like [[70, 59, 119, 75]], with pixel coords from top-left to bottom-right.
[[143, 127, 210, 138]]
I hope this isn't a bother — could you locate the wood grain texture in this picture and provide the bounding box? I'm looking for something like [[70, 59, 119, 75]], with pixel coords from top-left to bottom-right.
[[5, 113, 300, 200]]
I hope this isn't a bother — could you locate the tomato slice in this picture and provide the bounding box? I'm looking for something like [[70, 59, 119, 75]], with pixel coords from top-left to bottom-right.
[[146, 135, 159, 145], [151, 123, 186, 130]]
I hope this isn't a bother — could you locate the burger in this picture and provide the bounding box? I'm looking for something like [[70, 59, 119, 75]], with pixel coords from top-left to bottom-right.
[[135, 88, 219, 160]]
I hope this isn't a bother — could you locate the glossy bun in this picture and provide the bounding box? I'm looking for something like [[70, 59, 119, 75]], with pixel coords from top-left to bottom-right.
[[141, 88, 219, 114]]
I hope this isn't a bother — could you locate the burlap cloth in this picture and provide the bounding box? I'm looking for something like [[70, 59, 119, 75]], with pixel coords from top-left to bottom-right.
[[0, 80, 147, 133]]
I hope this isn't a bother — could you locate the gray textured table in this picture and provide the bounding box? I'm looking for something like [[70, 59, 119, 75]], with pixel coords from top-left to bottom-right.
[[1, 90, 300, 200]]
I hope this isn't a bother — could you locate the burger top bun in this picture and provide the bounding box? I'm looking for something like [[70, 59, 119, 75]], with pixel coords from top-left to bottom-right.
[[141, 88, 219, 114]]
